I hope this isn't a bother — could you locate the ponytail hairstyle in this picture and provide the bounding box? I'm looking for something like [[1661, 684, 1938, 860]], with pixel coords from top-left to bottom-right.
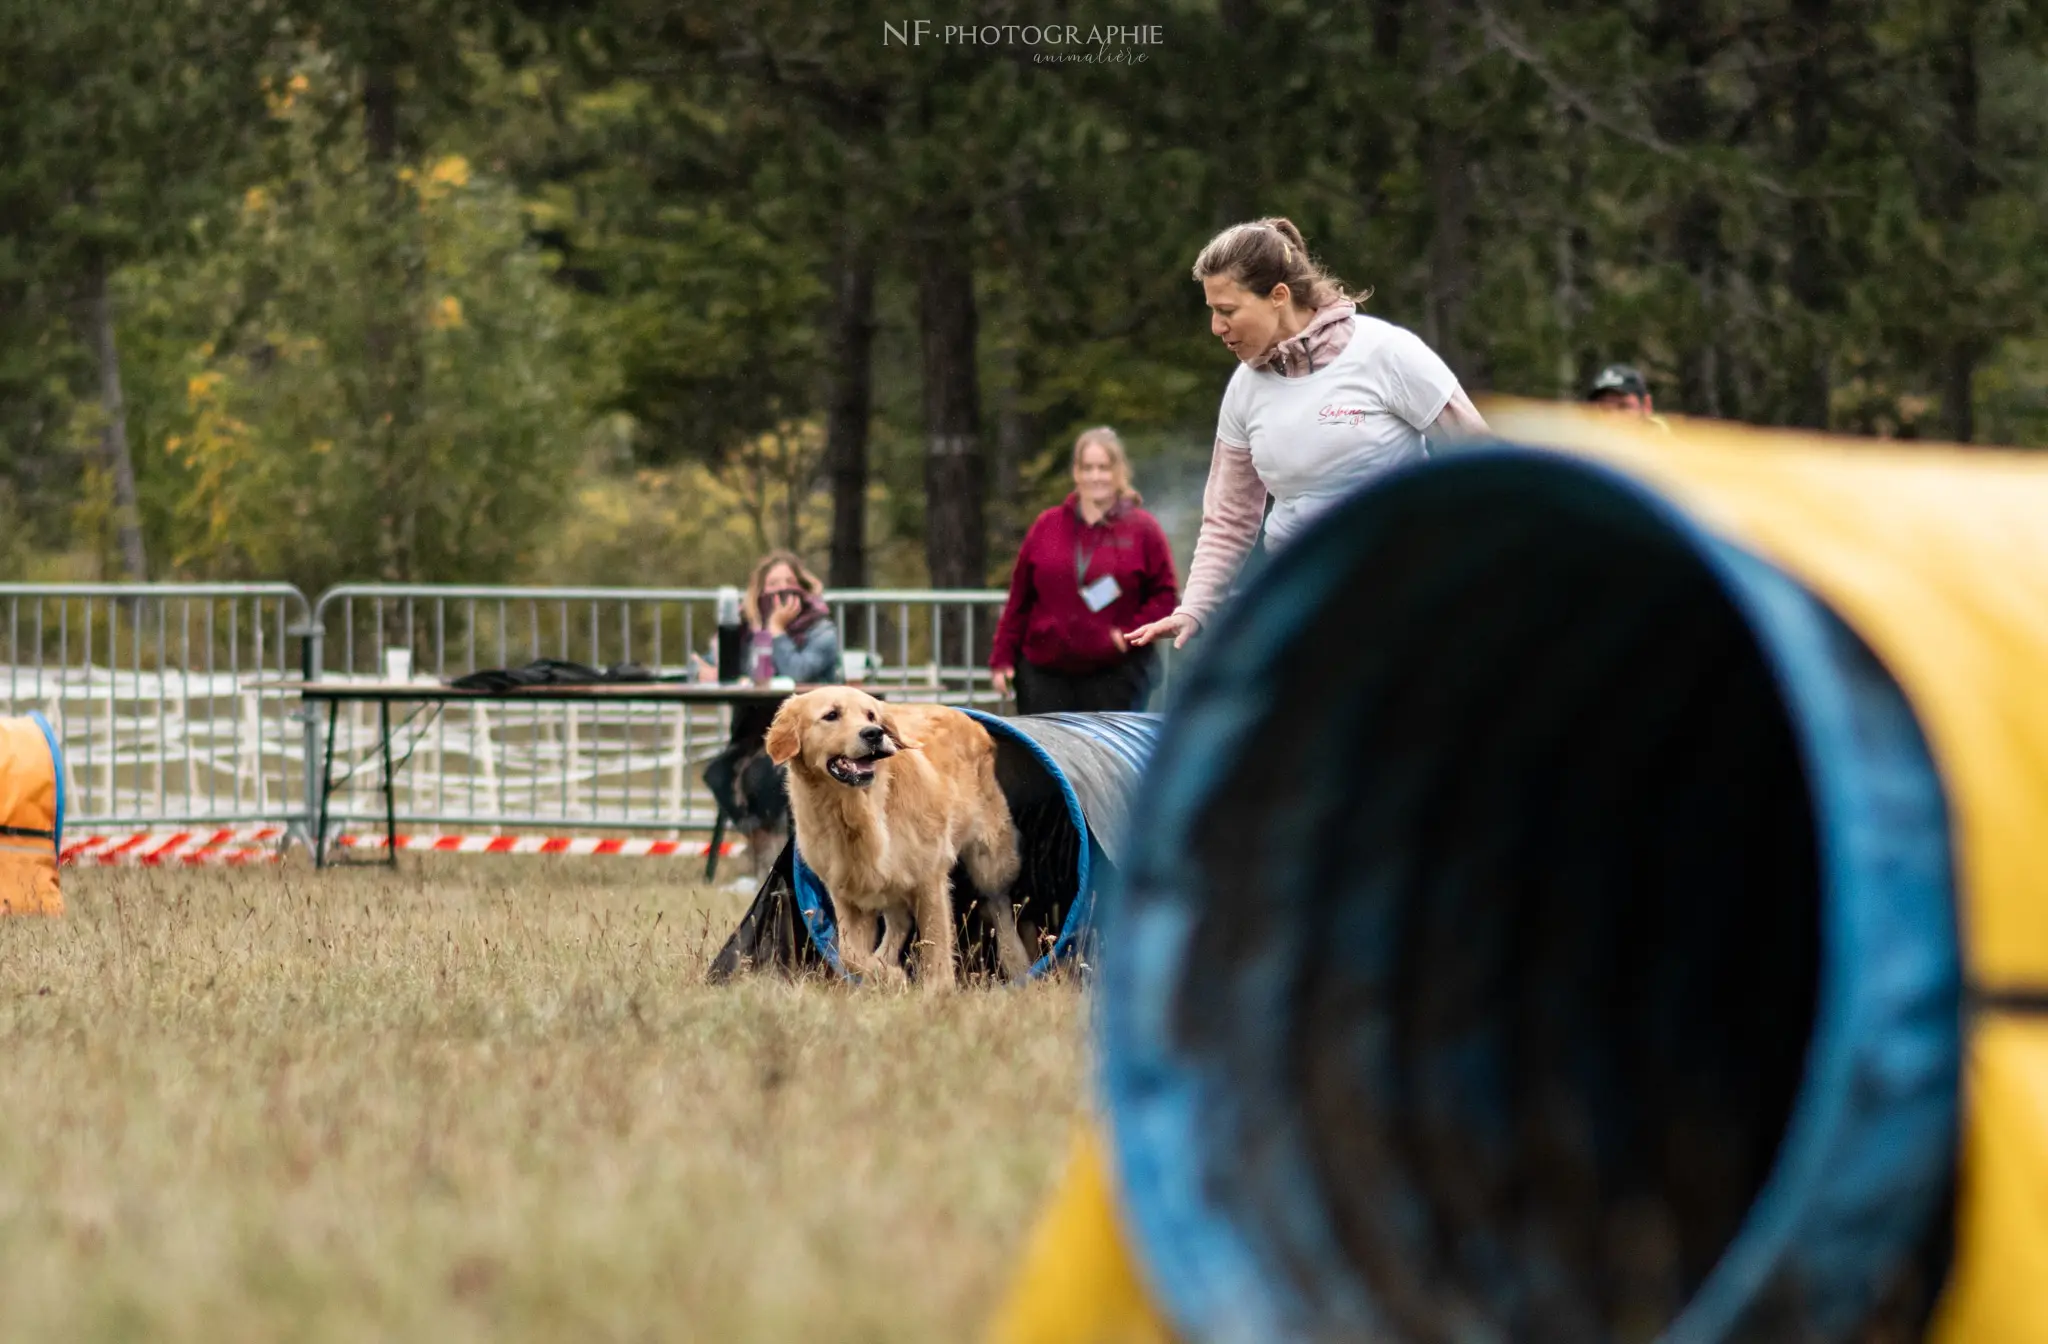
[[1190, 217, 1368, 312]]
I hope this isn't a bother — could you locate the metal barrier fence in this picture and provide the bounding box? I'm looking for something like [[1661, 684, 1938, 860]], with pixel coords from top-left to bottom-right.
[[0, 585, 316, 837], [306, 585, 1013, 839], [1, 581, 1175, 848], [2, 581, 1088, 849]]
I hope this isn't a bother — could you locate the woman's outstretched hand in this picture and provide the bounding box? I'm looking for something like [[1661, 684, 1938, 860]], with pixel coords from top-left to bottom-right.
[[1126, 612, 1198, 650]]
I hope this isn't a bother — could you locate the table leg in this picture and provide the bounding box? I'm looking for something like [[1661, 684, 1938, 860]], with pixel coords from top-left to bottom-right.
[[705, 806, 727, 883], [316, 700, 339, 869], [379, 700, 398, 869]]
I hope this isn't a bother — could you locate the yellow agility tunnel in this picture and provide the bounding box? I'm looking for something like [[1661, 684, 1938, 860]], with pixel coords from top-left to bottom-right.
[[0, 712, 66, 917], [995, 408, 2048, 1343]]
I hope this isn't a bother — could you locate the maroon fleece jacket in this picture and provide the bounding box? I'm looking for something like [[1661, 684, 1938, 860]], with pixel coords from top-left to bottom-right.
[[991, 494, 1181, 676]]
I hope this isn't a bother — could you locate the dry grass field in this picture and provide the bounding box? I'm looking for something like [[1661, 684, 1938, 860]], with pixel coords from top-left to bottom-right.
[[0, 859, 1089, 1342]]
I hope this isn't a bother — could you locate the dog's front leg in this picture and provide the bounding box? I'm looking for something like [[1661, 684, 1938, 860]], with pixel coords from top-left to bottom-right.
[[836, 903, 881, 983], [911, 877, 957, 991]]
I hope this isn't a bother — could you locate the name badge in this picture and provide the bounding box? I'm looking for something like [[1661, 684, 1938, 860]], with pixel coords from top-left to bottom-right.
[[1080, 574, 1122, 613]]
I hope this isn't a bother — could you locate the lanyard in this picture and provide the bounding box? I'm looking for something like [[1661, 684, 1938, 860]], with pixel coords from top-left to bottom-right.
[[1074, 503, 1109, 587]]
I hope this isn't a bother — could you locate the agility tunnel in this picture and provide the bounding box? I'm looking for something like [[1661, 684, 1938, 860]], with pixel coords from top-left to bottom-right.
[[709, 710, 1158, 981], [0, 712, 66, 917], [995, 408, 2048, 1342]]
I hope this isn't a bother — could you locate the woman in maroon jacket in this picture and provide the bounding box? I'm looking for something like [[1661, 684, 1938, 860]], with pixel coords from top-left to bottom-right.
[[991, 427, 1181, 714]]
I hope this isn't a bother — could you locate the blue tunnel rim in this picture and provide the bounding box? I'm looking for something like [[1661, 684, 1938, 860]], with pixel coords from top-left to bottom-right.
[[29, 709, 64, 856], [789, 707, 1096, 981], [1098, 446, 1962, 1342]]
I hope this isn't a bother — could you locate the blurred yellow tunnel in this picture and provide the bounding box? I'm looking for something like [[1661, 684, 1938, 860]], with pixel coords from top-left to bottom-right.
[[994, 407, 2048, 1343]]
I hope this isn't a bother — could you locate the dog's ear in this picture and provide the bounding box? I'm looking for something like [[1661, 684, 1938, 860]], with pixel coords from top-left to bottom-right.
[[881, 709, 922, 752], [765, 704, 803, 766]]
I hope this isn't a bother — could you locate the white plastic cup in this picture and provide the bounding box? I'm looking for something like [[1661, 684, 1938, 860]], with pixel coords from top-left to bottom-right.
[[384, 648, 413, 683]]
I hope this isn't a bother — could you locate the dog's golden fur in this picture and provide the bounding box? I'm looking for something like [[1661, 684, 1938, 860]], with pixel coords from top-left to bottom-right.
[[766, 687, 1027, 988]]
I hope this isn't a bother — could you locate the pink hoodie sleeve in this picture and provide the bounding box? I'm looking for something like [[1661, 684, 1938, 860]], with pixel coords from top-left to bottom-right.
[[1173, 437, 1268, 630]]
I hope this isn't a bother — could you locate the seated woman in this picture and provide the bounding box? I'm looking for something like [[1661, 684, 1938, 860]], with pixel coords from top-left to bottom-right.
[[698, 550, 843, 875]]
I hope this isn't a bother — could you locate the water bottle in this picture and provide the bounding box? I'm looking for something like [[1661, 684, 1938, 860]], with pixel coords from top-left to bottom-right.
[[715, 586, 744, 683]]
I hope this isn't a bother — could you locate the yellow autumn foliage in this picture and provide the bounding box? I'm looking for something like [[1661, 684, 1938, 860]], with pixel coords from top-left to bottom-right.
[[428, 155, 471, 188]]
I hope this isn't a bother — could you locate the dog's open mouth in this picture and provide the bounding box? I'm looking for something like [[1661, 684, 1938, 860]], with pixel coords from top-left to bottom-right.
[[826, 741, 895, 787]]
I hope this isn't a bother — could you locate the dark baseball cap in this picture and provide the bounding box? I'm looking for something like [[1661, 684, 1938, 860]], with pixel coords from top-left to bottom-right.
[[1586, 363, 1649, 400]]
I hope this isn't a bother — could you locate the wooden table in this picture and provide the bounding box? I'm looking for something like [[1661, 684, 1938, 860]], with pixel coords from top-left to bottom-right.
[[267, 681, 862, 873]]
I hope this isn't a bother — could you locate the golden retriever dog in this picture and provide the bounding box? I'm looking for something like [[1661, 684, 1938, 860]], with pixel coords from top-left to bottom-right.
[[766, 687, 1027, 988]]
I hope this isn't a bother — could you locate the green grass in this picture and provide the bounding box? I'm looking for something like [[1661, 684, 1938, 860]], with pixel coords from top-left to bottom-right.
[[0, 860, 1088, 1342]]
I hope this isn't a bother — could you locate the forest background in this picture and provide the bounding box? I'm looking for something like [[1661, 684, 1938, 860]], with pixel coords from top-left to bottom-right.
[[5, 0, 2045, 596]]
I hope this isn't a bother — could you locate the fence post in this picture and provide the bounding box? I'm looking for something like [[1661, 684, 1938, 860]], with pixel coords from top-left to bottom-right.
[[565, 704, 580, 819], [289, 618, 323, 858], [101, 673, 115, 809], [240, 691, 267, 813], [666, 708, 686, 820], [473, 703, 500, 827]]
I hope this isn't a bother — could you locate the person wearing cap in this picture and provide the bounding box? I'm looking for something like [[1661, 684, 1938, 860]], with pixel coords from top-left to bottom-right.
[[1586, 364, 1670, 430]]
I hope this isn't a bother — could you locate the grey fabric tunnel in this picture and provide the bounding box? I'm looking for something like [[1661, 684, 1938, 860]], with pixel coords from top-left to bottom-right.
[[708, 710, 1159, 981]]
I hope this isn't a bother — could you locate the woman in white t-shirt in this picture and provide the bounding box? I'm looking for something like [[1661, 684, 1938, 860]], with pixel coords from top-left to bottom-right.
[[1128, 218, 1489, 651]]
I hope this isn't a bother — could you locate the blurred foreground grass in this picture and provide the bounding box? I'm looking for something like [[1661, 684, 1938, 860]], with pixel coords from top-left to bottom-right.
[[0, 859, 1087, 1342]]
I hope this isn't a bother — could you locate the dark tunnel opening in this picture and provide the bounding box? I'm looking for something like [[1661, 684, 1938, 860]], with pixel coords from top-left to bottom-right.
[[1134, 456, 1959, 1343], [1263, 472, 1819, 1341], [981, 734, 1087, 969]]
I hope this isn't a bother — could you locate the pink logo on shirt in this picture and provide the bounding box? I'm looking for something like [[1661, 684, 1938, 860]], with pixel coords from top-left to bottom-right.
[[1318, 404, 1375, 426]]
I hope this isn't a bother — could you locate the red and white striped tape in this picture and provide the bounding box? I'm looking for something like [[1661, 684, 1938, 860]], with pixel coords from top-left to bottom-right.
[[59, 828, 741, 867], [63, 827, 286, 867], [329, 833, 739, 858]]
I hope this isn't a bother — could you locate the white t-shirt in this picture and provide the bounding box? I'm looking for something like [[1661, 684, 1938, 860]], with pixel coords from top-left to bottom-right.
[[1215, 314, 1459, 552]]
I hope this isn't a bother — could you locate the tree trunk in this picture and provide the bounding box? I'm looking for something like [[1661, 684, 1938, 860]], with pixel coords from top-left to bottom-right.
[[782, 425, 808, 553], [1419, 1, 1471, 381], [825, 234, 876, 588], [1647, 0, 1726, 418], [1939, 0, 1984, 443], [361, 56, 424, 588], [1553, 220, 1578, 400], [918, 209, 985, 592], [1346, 0, 1404, 222], [88, 252, 147, 582], [1373, 0, 1405, 59], [989, 186, 1039, 572], [1553, 106, 1598, 397], [1216, 0, 1260, 223], [364, 61, 400, 164], [1943, 349, 1975, 444], [1785, 0, 1834, 429], [992, 343, 1039, 568]]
